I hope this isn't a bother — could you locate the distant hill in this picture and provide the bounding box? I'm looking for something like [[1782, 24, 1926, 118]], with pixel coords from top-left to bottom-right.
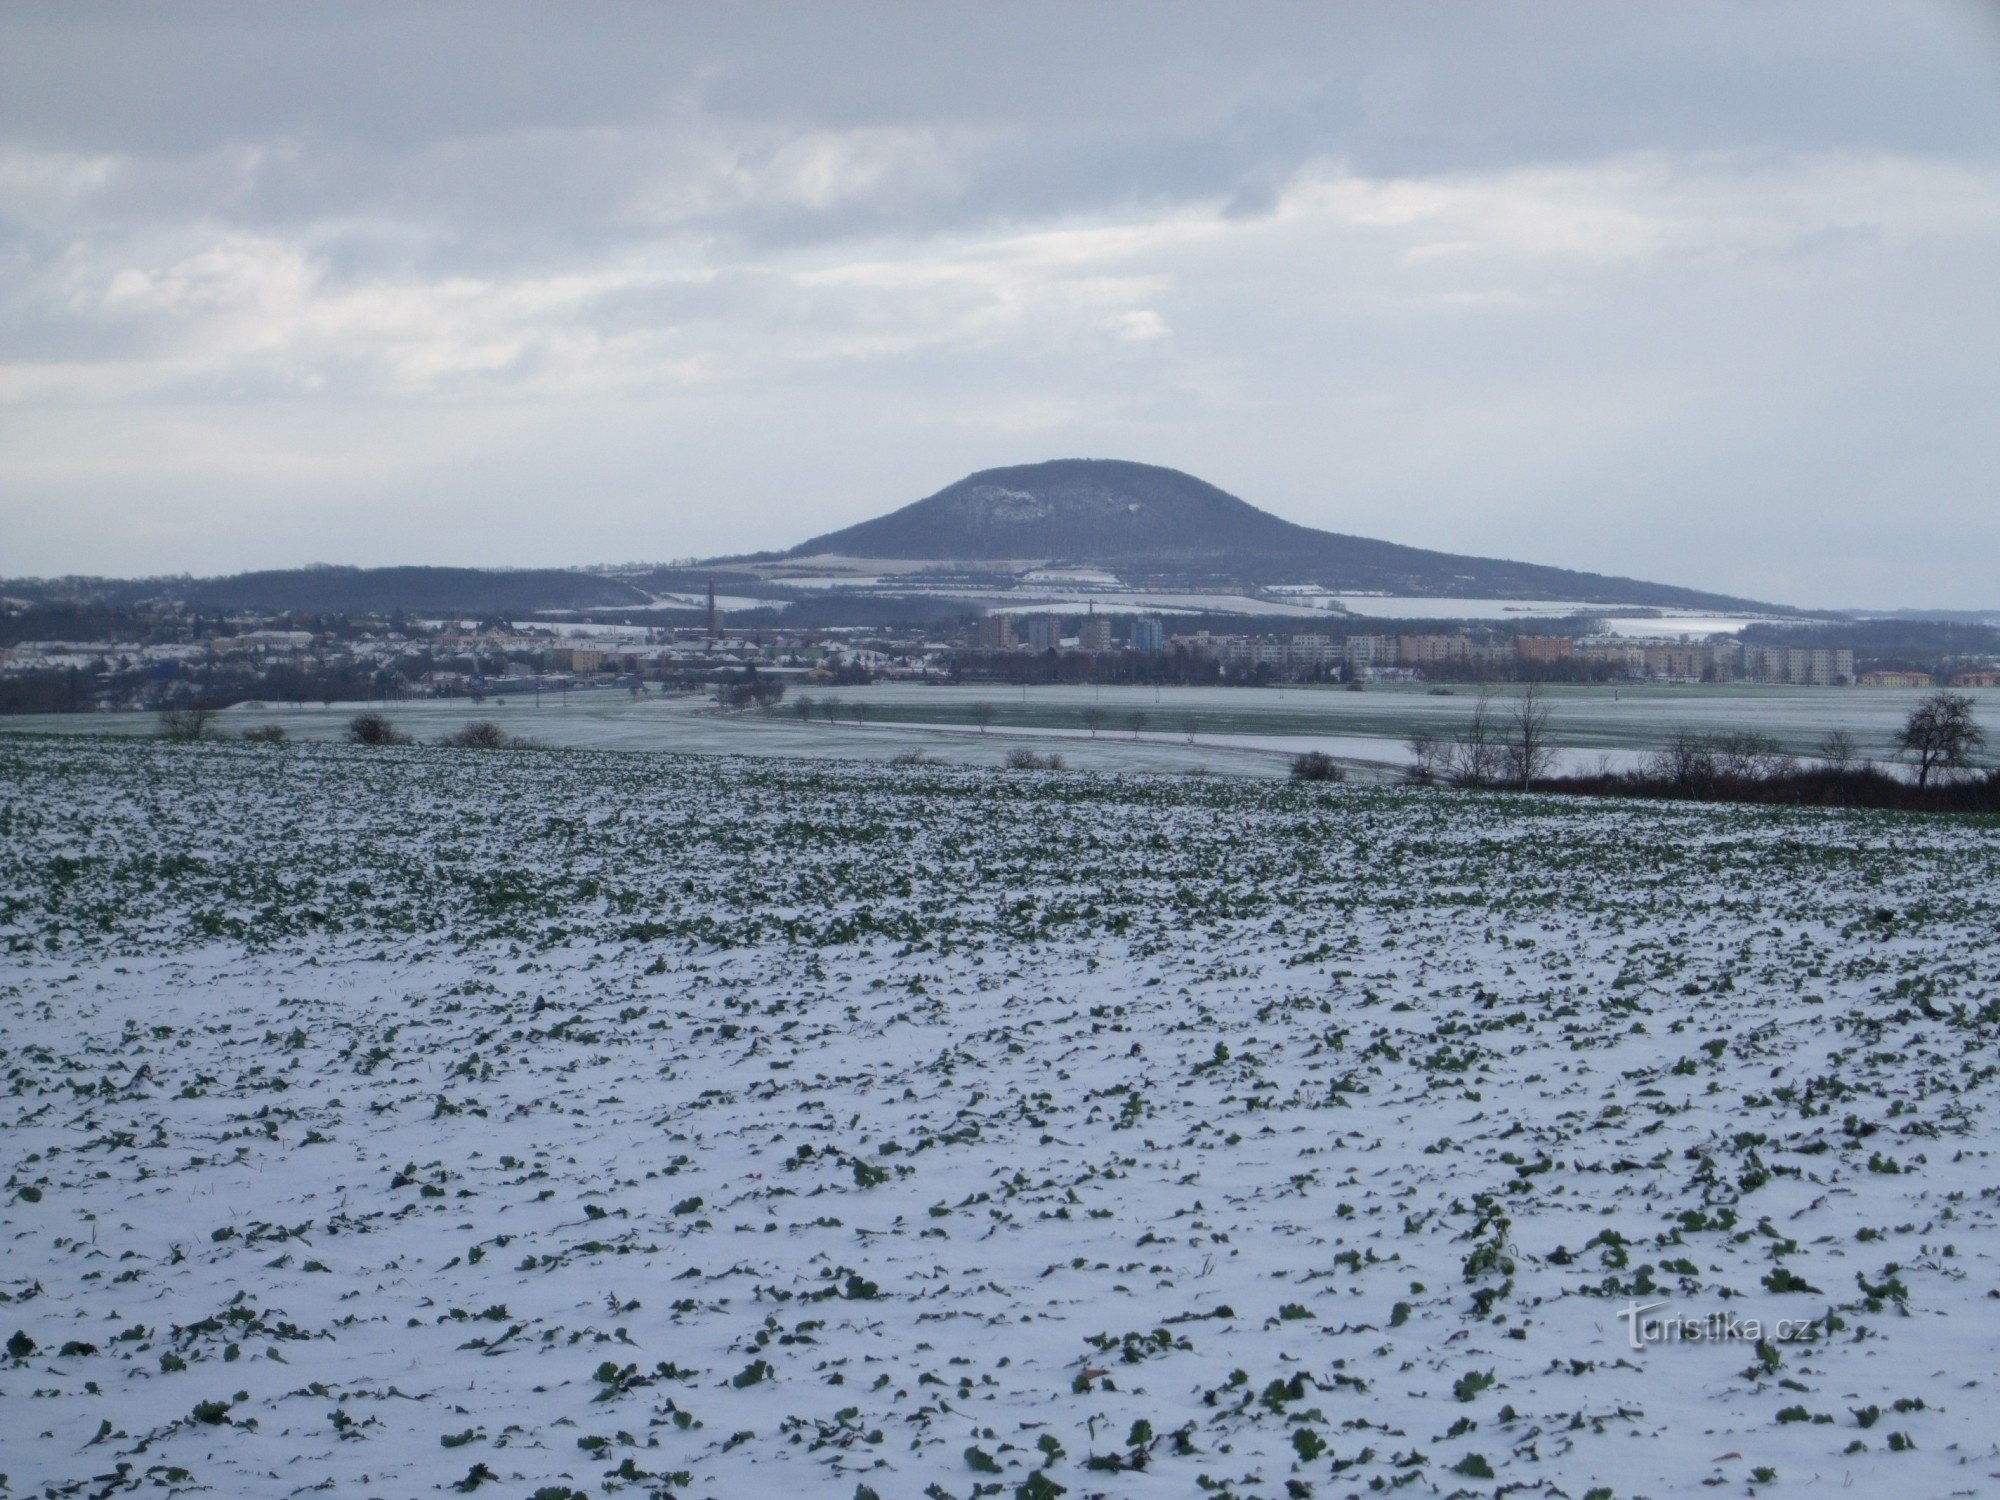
[[7, 566, 650, 617], [7, 460, 1791, 621], [786, 459, 1779, 611], [177, 566, 651, 615]]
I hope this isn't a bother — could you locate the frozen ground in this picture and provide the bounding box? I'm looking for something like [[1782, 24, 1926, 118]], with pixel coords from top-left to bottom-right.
[[6, 681, 1989, 782], [1321, 600, 1781, 637], [830, 682, 1996, 777], [3, 738, 1999, 1499], [0, 695, 1299, 779]]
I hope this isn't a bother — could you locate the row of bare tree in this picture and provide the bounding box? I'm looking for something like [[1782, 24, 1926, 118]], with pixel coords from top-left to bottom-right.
[[1409, 687, 1987, 798], [1405, 685, 1556, 790]]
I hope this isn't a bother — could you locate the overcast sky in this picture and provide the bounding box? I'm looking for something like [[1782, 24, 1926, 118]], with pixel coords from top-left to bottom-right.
[[4, 2, 1999, 606]]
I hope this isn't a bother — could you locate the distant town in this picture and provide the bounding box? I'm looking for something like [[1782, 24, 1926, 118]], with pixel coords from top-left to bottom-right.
[[4, 584, 1996, 715], [10, 460, 1996, 716]]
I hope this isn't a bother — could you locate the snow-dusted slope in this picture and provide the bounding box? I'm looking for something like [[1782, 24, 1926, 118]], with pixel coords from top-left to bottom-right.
[[784, 459, 1775, 609], [2, 739, 1996, 1498]]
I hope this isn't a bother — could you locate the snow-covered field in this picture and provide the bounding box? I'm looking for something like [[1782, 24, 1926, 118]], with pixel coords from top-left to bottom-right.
[[3, 738, 1999, 1499], [9, 681, 1988, 782], [1321, 599, 1782, 636], [0, 695, 1300, 778], [822, 682, 1995, 774]]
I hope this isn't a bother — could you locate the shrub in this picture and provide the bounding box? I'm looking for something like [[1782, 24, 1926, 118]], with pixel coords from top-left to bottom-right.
[[1006, 747, 1065, 770], [347, 713, 412, 746], [157, 707, 214, 742], [441, 721, 512, 749], [1290, 750, 1345, 783], [718, 677, 785, 710], [242, 724, 287, 744], [889, 749, 938, 766], [1536, 757, 2000, 814]]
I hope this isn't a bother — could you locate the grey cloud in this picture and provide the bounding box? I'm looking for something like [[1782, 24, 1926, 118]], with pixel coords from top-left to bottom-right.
[[3, 2, 1999, 604]]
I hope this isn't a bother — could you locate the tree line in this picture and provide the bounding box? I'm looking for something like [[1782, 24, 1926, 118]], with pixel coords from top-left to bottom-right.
[[1438, 690, 1995, 813]]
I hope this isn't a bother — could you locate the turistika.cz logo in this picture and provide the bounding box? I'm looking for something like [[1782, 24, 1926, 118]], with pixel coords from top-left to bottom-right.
[[1618, 1302, 1819, 1351]]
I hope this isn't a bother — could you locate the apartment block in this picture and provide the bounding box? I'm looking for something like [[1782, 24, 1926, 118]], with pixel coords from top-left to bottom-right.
[[1744, 646, 1854, 686], [1513, 635, 1574, 664], [1397, 634, 1473, 666]]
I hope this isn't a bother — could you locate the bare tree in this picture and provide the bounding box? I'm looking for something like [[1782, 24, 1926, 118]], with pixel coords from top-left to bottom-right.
[[1712, 730, 1791, 782], [1180, 713, 1200, 743], [1505, 683, 1555, 789], [793, 694, 816, 723], [852, 702, 869, 727], [819, 695, 842, 723], [1443, 690, 1504, 787], [1895, 691, 1985, 787], [1405, 731, 1443, 784], [1649, 727, 1719, 793], [969, 700, 997, 734], [1079, 706, 1106, 737], [1816, 728, 1858, 770], [1125, 710, 1148, 739]]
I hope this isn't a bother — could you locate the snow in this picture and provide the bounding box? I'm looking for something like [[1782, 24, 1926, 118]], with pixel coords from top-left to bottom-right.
[[1594, 615, 1771, 638], [834, 682, 1993, 772], [3, 737, 1998, 1498], [624, 594, 792, 614], [528, 622, 662, 640], [948, 591, 1337, 619], [7, 682, 1992, 782], [1328, 599, 1809, 634]]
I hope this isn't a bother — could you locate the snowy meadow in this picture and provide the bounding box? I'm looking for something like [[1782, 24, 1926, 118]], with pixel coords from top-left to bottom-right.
[[2, 738, 1998, 1499]]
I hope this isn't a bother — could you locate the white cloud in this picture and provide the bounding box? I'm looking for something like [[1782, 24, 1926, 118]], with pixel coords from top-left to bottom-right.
[[6, 146, 1994, 414], [3, 2, 1999, 600], [1105, 308, 1170, 341]]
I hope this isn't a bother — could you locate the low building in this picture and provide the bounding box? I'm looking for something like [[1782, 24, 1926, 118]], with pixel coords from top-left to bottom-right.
[[1950, 669, 2000, 688], [1856, 669, 1935, 688], [231, 630, 315, 653]]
